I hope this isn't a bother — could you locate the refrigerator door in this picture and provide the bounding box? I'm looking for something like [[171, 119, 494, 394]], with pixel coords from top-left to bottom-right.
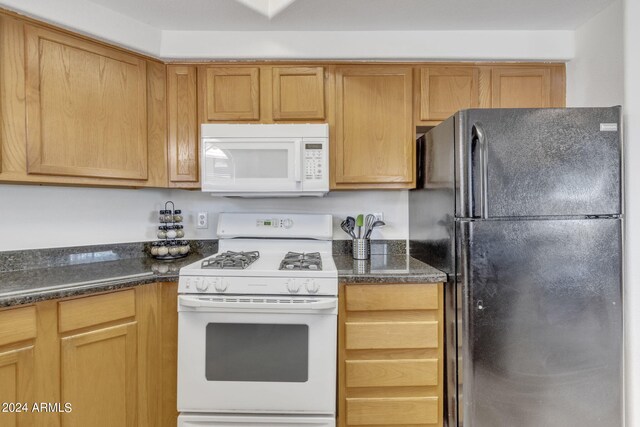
[[457, 107, 622, 218], [458, 218, 622, 427]]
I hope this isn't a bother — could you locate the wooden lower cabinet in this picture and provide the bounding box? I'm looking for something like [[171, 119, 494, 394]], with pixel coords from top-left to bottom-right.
[[0, 306, 36, 427], [338, 283, 444, 427], [0, 282, 179, 427]]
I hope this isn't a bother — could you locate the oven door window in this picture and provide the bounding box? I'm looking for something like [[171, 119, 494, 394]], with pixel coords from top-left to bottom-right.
[[205, 323, 309, 382]]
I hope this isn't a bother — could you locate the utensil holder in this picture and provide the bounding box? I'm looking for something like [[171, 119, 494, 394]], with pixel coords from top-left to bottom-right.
[[352, 238, 370, 260]]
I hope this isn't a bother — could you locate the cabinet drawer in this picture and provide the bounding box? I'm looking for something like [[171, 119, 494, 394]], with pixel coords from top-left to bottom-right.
[[346, 284, 439, 311], [0, 306, 37, 346], [346, 359, 438, 388], [58, 290, 135, 332], [346, 396, 438, 425], [345, 321, 438, 350]]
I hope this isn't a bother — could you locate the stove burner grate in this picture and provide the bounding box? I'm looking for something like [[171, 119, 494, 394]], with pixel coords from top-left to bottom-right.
[[201, 251, 260, 270], [279, 252, 323, 271]]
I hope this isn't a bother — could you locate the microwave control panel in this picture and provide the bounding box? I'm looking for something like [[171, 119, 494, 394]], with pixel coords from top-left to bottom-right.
[[304, 143, 324, 180]]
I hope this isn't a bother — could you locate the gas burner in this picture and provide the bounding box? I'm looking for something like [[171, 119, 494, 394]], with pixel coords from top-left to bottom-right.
[[201, 251, 260, 269], [279, 252, 323, 271]]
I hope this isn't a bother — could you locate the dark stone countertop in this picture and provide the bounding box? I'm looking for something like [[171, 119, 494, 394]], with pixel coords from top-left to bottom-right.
[[0, 250, 446, 308], [0, 253, 208, 308], [334, 254, 447, 284]]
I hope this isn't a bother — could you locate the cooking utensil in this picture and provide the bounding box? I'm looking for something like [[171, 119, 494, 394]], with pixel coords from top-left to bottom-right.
[[365, 220, 386, 239], [341, 219, 356, 239], [346, 216, 356, 236], [356, 214, 364, 238], [364, 214, 375, 238]]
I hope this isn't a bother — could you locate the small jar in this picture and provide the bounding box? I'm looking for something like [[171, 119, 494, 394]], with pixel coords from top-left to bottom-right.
[[168, 242, 180, 256], [175, 225, 185, 238], [159, 210, 168, 223], [179, 242, 190, 255], [157, 244, 169, 256], [157, 226, 167, 239], [166, 225, 177, 239], [150, 243, 159, 256], [173, 210, 183, 223]]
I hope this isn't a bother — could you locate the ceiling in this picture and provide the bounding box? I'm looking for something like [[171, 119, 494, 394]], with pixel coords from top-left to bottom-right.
[[87, 0, 614, 31]]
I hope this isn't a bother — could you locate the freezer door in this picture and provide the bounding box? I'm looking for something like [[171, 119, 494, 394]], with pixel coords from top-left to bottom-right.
[[458, 107, 622, 218], [458, 218, 622, 427]]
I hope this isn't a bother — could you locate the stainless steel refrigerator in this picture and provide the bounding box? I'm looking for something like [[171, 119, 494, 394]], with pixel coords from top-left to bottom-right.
[[409, 107, 623, 427]]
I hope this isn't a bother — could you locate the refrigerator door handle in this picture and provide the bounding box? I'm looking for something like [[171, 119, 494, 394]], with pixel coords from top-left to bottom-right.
[[472, 123, 489, 219]]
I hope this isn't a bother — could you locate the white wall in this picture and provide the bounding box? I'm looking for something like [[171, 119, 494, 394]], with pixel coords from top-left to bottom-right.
[[624, 0, 640, 424], [161, 30, 574, 60], [0, 0, 574, 61], [566, 0, 624, 107], [0, 184, 408, 251]]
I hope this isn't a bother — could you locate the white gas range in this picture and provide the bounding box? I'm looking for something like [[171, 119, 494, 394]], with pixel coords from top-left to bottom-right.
[[177, 213, 337, 427]]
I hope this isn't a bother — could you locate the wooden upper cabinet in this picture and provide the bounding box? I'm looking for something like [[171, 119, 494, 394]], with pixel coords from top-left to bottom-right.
[[24, 24, 148, 180], [417, 67, 485, 123], [334, 66, 414, 189], [200, 66, 260, 121], [167, 65, 199, 187], [272, 66, 325, 120], [491, 67, 555, 108]]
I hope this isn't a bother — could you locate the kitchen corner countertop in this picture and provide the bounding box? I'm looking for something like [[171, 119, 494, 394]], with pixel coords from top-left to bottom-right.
[[0, 253, 206, 308], [334, 254, 447, 284], [0, 252, 446, 308]]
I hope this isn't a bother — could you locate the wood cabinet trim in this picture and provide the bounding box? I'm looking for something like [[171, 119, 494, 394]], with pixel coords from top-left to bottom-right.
[[61, 322, 138, 427], [0, 306, 37, 347], [419, 66, 480, 122], [334, 65, 414, 186], [491, 67, 552, 108], [58, 290, 136, 333], [167, 65, 199, 184], [24, 24, 149, 180], [346, 396, 439, 425], [202, 66, 260, 121], [346, 284, 439, 311], [346, 358, 439, 388], [272, 66, 325, 120]]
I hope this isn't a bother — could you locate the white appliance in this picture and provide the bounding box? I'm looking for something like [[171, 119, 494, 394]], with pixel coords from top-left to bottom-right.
[[177, 213, 338, 427], [201, 124, 329, 197]]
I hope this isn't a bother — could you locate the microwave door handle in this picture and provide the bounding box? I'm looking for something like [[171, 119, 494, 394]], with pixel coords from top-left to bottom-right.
[[294, 140, 302, 182], [178, 296, 338, 312]]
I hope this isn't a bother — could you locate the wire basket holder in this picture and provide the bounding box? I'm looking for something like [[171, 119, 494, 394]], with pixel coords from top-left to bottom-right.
[[150, 200, 190, 260]]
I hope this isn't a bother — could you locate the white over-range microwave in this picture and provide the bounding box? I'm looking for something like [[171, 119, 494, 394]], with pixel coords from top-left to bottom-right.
[[201, 124, 329, 197]]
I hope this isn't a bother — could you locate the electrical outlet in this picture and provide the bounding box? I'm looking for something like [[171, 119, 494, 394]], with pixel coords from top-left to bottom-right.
[[196, 212, 208, 229], [373, 212, 384, 222]]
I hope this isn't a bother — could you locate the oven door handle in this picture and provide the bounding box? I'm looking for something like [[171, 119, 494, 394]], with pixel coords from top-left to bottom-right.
[[178, 295, 338, 313]]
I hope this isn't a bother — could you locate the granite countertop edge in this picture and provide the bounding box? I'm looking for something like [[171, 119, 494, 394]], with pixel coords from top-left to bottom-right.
[[0, 255, 446, 308]]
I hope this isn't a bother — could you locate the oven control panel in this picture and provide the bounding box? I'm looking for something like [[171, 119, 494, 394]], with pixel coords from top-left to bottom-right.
[[256, 218, 294, 229], [179, 276, 337, 296]]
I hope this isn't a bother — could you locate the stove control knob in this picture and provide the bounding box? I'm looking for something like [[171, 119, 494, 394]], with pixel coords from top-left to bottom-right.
[[305, 279, 320, 294], [286, 279, 300, 294], [282, 218, 294, 229], [195, 278, 209, 292], [214, 279, 228, 292]]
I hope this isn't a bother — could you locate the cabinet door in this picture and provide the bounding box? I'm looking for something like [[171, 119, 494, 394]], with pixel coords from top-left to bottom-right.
[[201, 67, 260, 121], [418, 67, 482, 122], [334, 66, 414, 188], [60, 323, 138, 427], [24, 25, 148, 180], [167, 65, 199, 187], [0, 306, 36, 427], [491, 67, 552, 108], [272, 67, 325, 120]]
